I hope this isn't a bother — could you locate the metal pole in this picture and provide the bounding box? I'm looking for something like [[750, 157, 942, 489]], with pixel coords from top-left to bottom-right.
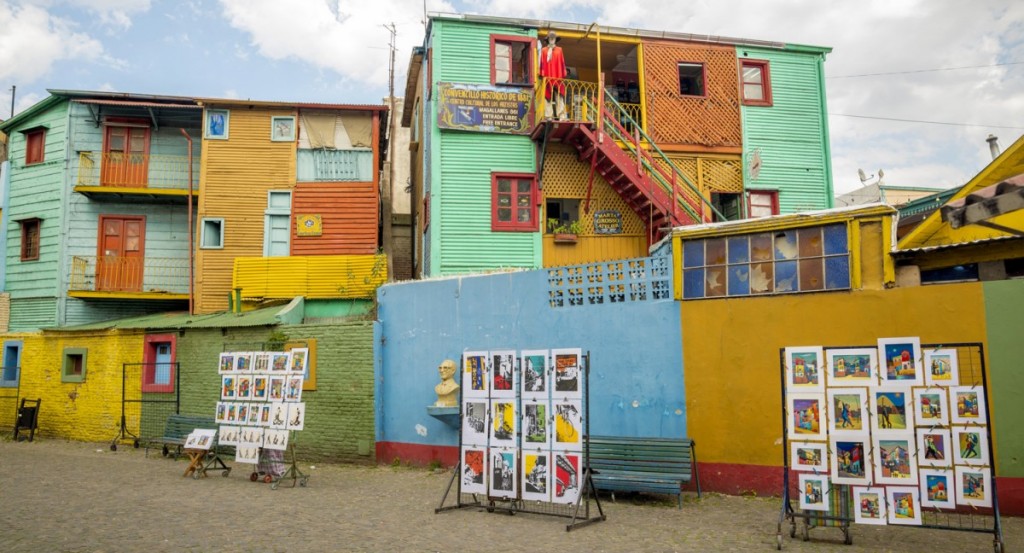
[[180, 129, 194, 315], [9, 86, 14, 119], [382, 23, 397, 281]]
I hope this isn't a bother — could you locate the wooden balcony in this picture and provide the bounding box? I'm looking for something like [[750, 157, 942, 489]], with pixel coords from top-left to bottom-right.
[[233, 254, 388, 301], [69, 255, 189, 300], [74, 152, 199, 201]]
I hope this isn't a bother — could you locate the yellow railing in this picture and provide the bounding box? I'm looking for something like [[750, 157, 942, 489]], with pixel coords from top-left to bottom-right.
[[233, 254, 388, 300], [534, 78, 644, 129], [69, 255, 189, 293], [76, 152, 197, 189]]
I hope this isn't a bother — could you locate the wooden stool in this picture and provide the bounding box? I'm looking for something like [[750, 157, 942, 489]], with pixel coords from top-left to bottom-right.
[[183, 448, 207, 478]]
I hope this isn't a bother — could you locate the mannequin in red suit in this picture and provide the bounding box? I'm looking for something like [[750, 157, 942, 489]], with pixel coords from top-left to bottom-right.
[[539, 30, 567, 119]]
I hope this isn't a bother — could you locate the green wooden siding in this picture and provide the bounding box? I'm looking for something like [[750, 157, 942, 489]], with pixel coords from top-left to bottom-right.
[[739, 47, 833, 213], [984, 280, 1024, 478]]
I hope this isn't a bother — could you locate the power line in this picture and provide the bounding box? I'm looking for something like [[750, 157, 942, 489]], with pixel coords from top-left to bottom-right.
[[830, 112, 1024, 130], [828, 61, 1024, 79]]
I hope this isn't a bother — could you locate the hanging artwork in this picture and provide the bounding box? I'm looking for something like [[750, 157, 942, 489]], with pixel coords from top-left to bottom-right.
[[827, 388, 868, 436], [289, 347, 309, 375], [490, 350, 515, 398], [955, 466, 992, 508], [270, 352, 291, 372], [225, 403, 238, 423], [826, 348, 877, 386], [886, 486, 922, 525], [951, 426, 989, 466], [873, 433, 918, 485], [521, 451, 551, 502], [852, 487, 887, 525], [218, 425, 239, 446], [235, 446, 259, 464], [830, 437, 871, 485], [215, 402, 228, 423], [219, 353, 235, 374], [236, 403, 250, 424], [787, 393, 826, 441], [919, 468, 955, 509], [551, 348, 583, 398], [234, 352, 254, 373], [924, 348, 959, 387], [870, 387, 915, 434], [913, 388, 949, 426], [221, 376, 237, 400], [520, 349, 548, 399], [950, 386, 987, 425], [521, 401, 549, 448], [489, 400, 516, 445], [268, 375, 286, 401], [263, 428, 290, 451], [240, 427, 264, 446], [461, 447, 487, 494], [235, 375, 253, 400], [784, 346, 825, 393], [258, 403, 272, 427], [490, 448, 517, 499], [184, 429, 216, 450], [269, 402, 288, 430], [252, 375, 268, 402], [462, 351, 489, 398], [552, 451, 582, 505], [286, 402, 306, 431], [461, 400, 488, 446], [877, 337, 922, 386], [246, 402, 261, 425], [798, 473, 829, 511], [917, 429, 952, 468], [554, 401, 583, 451], [790, 441, 827, 472], [285, 376, 303, 402], [253, 352, 270, 372]]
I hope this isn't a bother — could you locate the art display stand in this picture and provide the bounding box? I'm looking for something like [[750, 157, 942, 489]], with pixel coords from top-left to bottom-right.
[[201, 447, 232, 479], [776, 341, 1004, 552], [270, 435, 309, 490], [436, 350, 606, 531]]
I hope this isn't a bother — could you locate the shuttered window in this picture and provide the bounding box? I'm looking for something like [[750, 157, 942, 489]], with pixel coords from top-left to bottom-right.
[[19, 218, 41, 261], [25, 129, 45, 165]]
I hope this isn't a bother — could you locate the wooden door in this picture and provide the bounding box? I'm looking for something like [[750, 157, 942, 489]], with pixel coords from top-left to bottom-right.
[[96, 216, 145, 292], [101, 126, 149, 186]]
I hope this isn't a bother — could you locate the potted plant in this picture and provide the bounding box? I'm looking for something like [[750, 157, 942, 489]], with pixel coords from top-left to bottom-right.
[[548, 218, 583, 243]]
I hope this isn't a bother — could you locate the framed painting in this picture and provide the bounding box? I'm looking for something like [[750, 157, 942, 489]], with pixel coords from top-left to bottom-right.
[[952, 426, 989, 466], [271, 116, 296, 142], [551, 348, 583, 399], [787, 392, 826, 441], [490, 350, 515, 398], [285, 375, 303, 402], [258, 403, 272, 427], [462, 351, 489, 398], [288, 347, 309, 376], [205, 109, 229, 140], [183, 430, 200, 449], [790, 441, 827, 472], [521, 401, 549, 449], [215, 402, 228, 423], [236, 403, 249, 425], [245, 427, 265, 447], [784, 346, 824, 392], [886, 486, 922, 525], [286, 402, 305, 431], [955, 466, 992, 508], [913, 388, 949, 426], [218, 353, 235, 374], [490, 448, 517, 499], [870, 387, 914, 434], [461, 400, 488, 446], [852, 487, 887, 525], [489, 400, 516, 446], [798, 473, 829, 511], [221, 376, 236, 400], [877, 337, 922, 386], [270, 352, 291, 373], [246, 402, 260, 425], [225, 403, 238, 423], [924, 348, 959, 387], [233, 352, 253, 373], [268, 375, 286, 401], [552, 451, 582, 505], [919, 468, 955, 509], [826, 348, 877, 386], [252, 375, 268, 402], [521, 349, 548, 399], [917, 429, 952, 468], [827, 388, 868, 436], [218, 425, 239, 446], [253, 351, 270, 372], [235, 446, 258, 464], [830, 437, 871, 485], [553, 401, 583, 451], [873, 433, 918, 485], [285, 339, 318, 391], [235, 374, 253, 400], [263, 428, 289, 451], [461, 447, 487, 495], [521, 450, 550, 502], [950, 386, 987, 425], [269, 402, 288, 430]]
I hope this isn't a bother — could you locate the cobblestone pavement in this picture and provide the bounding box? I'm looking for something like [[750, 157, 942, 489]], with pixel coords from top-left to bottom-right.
[[0, 439, 1018, 552]]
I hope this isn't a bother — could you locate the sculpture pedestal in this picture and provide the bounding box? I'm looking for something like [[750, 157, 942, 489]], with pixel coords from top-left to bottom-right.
[[427, 405, 460, 428]]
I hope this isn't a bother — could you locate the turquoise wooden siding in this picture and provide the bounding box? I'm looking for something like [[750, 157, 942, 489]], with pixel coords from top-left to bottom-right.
[[64, 298, 187, 327], [739, 46, 834, 213], [428, 20, 539, 275], [10, 298, 58, 331]]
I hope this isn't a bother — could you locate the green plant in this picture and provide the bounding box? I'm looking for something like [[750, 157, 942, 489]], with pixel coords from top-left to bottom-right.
[[547, 218, 583, 235]]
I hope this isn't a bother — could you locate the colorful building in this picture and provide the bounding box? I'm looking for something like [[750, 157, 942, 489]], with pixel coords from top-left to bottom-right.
[[403, 13, 834, 277]]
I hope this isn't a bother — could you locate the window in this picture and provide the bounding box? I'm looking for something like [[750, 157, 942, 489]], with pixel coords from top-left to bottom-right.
[[711, 193, 742, 222], [677, 63, 706, 96], [491, 173, 537, 231], [748, 190, 779, 218], [24, 128, 45, 165], [1, 340, 21, 388], [142, 334, 176, 393], [490, 35, 534, 86], [921, 264, 979, 284], [201, 218, 224, 249], [545, 199, 580, 232], [264, 191, 292, 256], [19, 218, 41, 261], [682, 223, 850, 299], [62, 348, 88, 383], [740, 59, 772, 106]]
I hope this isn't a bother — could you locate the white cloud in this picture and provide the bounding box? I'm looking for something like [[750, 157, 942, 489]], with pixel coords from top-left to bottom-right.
[[0, 2, 106, 83], [64, 0, 151, 30]]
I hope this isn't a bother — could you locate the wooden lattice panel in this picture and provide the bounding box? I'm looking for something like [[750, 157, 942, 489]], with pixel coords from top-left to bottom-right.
[[700, 157, 744, 193], [641, 40, 742, 147], [541, 145, 645, 235]]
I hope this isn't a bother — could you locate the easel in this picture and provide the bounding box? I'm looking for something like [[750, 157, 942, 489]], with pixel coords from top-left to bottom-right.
[[271, 433, 309, 490]]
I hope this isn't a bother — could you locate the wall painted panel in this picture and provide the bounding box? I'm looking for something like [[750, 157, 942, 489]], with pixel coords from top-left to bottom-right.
[[291, 182, 378, 255]]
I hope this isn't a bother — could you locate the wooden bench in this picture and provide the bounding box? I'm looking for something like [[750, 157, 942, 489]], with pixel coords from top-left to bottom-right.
[[145, 414, 216, 460], [588, 435, 700, 508]]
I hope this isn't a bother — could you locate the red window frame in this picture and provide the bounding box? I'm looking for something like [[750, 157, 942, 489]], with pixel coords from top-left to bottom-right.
[[19, 218, 41, 261], [677, 62, 707, 97], [490, 35, 535, 86], [24, 129, 45, 165], [740, 59, 773, 106], [748, 190, 779, 218], [142, 333, 176, 393], [491, 173, 537, 232]]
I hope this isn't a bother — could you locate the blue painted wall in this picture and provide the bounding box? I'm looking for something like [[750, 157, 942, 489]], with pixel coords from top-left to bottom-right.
[[376, 259, 686, 451]]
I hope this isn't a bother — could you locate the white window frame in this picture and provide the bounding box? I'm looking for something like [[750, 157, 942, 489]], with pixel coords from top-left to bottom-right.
[[200, 217, 225, 249], [263, 191, 292, 257]]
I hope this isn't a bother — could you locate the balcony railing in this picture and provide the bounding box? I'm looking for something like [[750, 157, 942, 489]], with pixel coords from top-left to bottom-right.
[[534, 77, 643, 129], [233, 254, 387, 300], [76, 152, 197, 190], [69, 255, 189, 295], [296, 149, 373, 182]]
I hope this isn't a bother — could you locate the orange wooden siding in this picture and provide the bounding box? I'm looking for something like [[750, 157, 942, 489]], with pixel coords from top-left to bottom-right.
[[292, 182, 379, 255]]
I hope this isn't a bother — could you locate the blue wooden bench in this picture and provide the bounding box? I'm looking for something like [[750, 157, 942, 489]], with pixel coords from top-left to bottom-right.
[[145, 414, 216, 459], [588, 435, 700, 508]]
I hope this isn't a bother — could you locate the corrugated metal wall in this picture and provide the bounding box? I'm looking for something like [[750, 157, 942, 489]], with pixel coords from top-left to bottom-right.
[[291, 182, 377, 255], [9, 298, 58, 331], [233, 255, 386, 300]]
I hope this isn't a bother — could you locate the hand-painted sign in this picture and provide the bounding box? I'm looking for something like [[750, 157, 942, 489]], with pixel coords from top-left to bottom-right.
[[593, 210, 623, 234], [437, 82, 533, 135]]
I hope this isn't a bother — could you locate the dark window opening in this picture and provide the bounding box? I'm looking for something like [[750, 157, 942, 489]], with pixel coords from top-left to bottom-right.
[[921, 264, 979, 284], [545, 199, 580, 232], [678, 63, 705, 96], [711, 193, 742, 221]]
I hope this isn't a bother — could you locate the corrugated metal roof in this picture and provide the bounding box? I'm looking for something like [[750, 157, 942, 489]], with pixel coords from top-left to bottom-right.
[[46, 300, 299, 332], [72, 99, 200, 109], [892, 234, 1023, 255], [197, 98, 387, 111]]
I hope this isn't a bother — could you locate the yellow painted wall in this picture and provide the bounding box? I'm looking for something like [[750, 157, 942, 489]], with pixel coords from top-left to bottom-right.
[[195, 106, 297, 313], [234, 254, 388, 300], [681, 283, 987, 468]]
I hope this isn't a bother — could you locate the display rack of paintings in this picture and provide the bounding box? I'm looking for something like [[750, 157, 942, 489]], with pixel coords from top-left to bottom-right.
[[776, 341, 1003, 552], [437, 348, 605, 531]]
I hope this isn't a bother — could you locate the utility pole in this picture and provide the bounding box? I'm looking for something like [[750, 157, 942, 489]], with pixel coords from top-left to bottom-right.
[[9, 85, 15, 119], [382, 23, 397, 281]]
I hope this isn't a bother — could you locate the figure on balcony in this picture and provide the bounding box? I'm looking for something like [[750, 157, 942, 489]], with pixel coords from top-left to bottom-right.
[[540, 31, 567, 120]]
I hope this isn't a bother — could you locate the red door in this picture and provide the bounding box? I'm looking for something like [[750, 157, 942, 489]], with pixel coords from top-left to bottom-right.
[[101, 126, 149, 186], [96, 216, 145, 292]]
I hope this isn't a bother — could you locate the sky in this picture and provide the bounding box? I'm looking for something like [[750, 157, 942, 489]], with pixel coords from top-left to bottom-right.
[[2, 0, 1023, 196]]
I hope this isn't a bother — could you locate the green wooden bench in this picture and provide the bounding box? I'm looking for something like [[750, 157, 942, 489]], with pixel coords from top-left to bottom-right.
[[588, 435, 700, 508], [144, 414, 216, 460]]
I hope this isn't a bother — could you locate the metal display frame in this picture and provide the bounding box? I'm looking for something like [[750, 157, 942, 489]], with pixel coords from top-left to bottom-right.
[[776, 342, 1004, 552], [436, 350, 606, 531]]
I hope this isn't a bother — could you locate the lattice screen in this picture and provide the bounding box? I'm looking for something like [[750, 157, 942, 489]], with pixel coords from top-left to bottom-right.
[[641, 40, 742, 147], [547, 255, 672, 308], [541, 145, 646, 235]]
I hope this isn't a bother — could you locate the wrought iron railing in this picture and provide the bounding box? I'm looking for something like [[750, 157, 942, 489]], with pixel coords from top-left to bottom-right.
[[69, 255, 189, 294], [534, 77, 643, 128], [76, 152, 197, 190]]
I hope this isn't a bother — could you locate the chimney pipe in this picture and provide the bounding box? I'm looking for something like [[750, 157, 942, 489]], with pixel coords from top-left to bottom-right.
[[986, 134, 1001, 160]]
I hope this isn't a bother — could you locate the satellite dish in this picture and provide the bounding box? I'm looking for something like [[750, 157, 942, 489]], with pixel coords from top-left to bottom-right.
[[858, 168, 868, 183]]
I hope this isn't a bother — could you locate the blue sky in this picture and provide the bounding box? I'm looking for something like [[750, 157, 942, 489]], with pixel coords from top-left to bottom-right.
[[2, 0, 1024, 195]]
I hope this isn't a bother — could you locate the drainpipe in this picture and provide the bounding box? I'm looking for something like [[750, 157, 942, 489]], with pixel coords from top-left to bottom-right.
[[180, 129, 194, 315]]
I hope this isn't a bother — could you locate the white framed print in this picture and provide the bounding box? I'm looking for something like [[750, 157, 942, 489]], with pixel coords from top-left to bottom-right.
[[919, 468, 955, 509], [233, 352, 253, 373], [830, 437, 871, 485], [218, 425, 239, 446], [950, 386, 987, 425], [205, 109, 230, 140], [219, 352, 235, 374], [221, 375, 237, 401], [215, 402, 228, 423], [490, 448, 517, 499], [790, 441, 827, 473], [489, 400, 516, 446], [798, 473, 830, 511], [286, 402, 305, 431], [955, 466, 992, 508], [263, 428, 290, 451], [551, 348, 583, 399], [886, 486, 922, 525], [246, 402, 261, 425], [461, 447, 487, 494], [787, 392, 826, 441], [553, 400, 583, 451], [873, 433, 918, 485], [521, 349, 548, 399], [826, 348, 877, 387], [235, 374, 253, 400], [252, 374, 269, 402], [521, 450, 551, 502], [877, 337, 923, 386], [268, 375, 286, 401], [490, 350, 516, 398], [461, 400, 488, 446], [288, 347, 309, 375], [853, 487, 887, 525], [271, 116, 296, 142], [270, 352, 291, 372], [253, 351, 270, 372], [258, 403, 272, 427], [269, 402, 288, 430], [917, 428, 952, 468], [462, 351, 489, 399], [552, 451, 582, 505], [521, 400, 550, 450], [285, 375, 303, 402], [913, 388, 949, 427], [827, 388, 868, 436], [235, 446, 259, 464], [784, 346, 825, 393], [924, 348, 959, 387], [952, 426, 989, 466], [870, 387, 915, 434]]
